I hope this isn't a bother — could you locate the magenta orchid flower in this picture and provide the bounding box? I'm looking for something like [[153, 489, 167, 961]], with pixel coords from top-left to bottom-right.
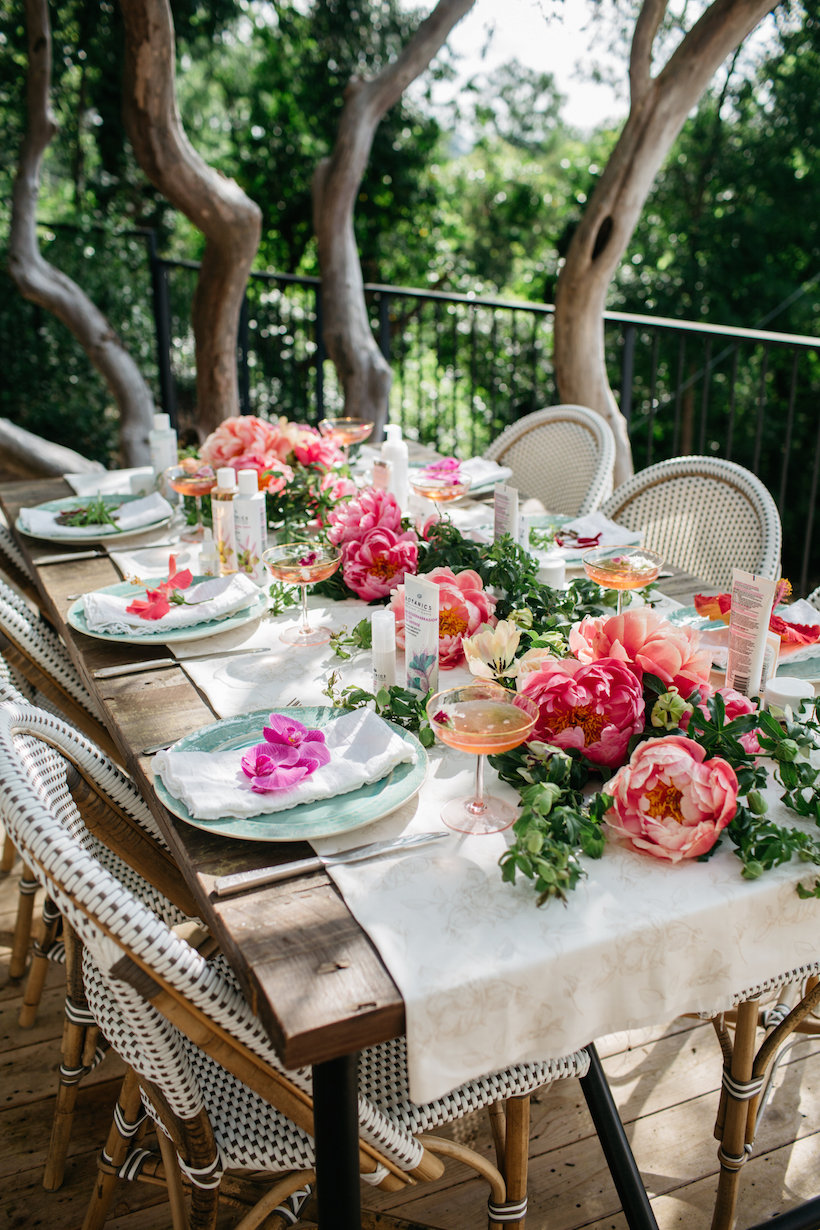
[[241, 716, 331, 794]]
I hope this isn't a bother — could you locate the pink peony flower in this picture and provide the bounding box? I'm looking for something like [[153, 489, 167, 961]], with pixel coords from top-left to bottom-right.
[[292, 429, 345, 471], [260, 457, 295, 495], [515, 656, 645, 767], [341, 526, 419, 601], [319, 470, 357, 503], [570, 608, 711, 699], [200, 415, 292, 468], [327, 487, 404, 546], [604, 736, 738, 861], [389, 567, 498, 669]]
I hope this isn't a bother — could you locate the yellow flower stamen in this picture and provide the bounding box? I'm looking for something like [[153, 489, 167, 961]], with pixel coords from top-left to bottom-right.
[[549, 706, 607, 746], [440, 607, 469, 637], [644, 779, 684, 822]]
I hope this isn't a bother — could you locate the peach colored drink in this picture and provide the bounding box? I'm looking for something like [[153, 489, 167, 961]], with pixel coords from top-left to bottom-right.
[[262, 542, 342, 647], [169, 473, 217, 498], [266, 556, 341, 585], [583, 557, 661, 589], [431, 700, 536, 754], [410, 475, 472, 503]]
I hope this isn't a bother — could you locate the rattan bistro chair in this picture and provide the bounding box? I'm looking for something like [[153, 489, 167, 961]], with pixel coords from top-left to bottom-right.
[[0, 701, 593, 1230], [484, 404, 616, 515], [601, 455, 782, 591], [808, 585, 820, 610]]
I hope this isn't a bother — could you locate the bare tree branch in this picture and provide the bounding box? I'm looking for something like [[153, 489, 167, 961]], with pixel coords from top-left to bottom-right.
[[8, 0, 156, 465], [313, 0, 475, 437], [120, 0, 262, 438]]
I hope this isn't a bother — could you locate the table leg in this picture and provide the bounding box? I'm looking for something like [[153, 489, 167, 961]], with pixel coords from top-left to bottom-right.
[[580, 1043, 659, 1230], [313, 1053, 361, 1229]]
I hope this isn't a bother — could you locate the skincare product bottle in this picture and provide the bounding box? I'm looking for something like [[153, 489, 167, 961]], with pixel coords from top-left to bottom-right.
[[403, 575, 439, 695], [381, 424, 409, 514], [233, 468, 268, 583], [212, 467, 238, 575], [148, 412, 178, 477], [198, 528, 219, 577], [371, 608, 397, 692], [372, 457, 392, 491]]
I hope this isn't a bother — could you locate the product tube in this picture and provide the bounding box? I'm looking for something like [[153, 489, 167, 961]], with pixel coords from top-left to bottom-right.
[[724, 569, 777, 698], [403, 575, 440, 695]]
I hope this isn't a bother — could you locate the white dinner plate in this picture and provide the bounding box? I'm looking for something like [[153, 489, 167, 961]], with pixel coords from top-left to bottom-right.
[[16, 493, 173, 544], [153, 707, 428, 842], [66, 577, 268, 645]]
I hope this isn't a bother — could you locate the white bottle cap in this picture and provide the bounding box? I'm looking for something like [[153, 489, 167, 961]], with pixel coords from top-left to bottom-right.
[[384, 423, 402, 442], [371, 608, 396, 652], [237, 469, 259, 496], [153, 412, 170, 431], [216, 466, 237, 491], [763, 676, 815, 717]]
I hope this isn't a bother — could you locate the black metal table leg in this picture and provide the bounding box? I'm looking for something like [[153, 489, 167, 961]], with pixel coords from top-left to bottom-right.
[[313, 1052, 362, 1229], [580, 1042, 659, 1230]]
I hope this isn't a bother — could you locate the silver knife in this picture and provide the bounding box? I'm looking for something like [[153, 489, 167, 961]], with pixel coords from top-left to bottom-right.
[[33, 549, 108, 565], [212, 830, 449, 898]]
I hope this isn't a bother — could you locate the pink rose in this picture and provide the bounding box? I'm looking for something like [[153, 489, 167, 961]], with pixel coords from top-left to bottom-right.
[[570, 608, 711, 699], [604, 736, 738, 861], [389, 567, 498, 669], [200, 415, 291, 468], [516, 656, 645, 767], [341, 526, 419, 601], [328, 487, 404, 546]]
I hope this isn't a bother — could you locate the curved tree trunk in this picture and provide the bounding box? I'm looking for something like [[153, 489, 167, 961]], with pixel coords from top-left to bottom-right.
[[554, 0, 776, 486], [120, 0, 262, 438], [8, 0, 155, 466], [313, 0, 475, 439]]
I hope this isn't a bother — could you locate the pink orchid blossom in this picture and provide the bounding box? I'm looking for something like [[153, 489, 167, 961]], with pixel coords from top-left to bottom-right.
[[604, 736, 738, 861], [327, 487, 404, 546], [570, 608, 711, 699], [389, 567, 497, 668], [341, 525, 419, 601], [241, 716, 331, 794], [515, 656, 645, 767]]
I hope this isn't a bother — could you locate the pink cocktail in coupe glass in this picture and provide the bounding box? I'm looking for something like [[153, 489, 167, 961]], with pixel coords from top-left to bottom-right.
[[263, 541, 342, 647], [426, 682, 538, 834], [318, 417, 374, 462], [582, 545, 663, 616]]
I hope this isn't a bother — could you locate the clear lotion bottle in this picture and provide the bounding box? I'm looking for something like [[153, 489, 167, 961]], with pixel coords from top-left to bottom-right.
[[212, 467, 238, 575]]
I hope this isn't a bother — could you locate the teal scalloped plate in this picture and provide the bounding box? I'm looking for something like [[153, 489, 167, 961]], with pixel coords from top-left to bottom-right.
[[153, 707, 428, 842], [16, 493, 172, 543], [66, 576, 268, 645], [668, 606, 820, 683]]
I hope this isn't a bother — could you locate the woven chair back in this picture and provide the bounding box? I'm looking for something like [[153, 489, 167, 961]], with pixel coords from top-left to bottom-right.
[[601, 456, 782, 591], [484, 405, 616, 515]]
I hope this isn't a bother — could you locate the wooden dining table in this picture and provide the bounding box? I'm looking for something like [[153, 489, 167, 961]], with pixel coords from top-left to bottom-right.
[[3, 474, 820, 1230]]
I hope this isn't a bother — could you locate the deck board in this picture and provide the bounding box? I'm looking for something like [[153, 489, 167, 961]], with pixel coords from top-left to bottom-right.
[[2, 831, 819, 1229]]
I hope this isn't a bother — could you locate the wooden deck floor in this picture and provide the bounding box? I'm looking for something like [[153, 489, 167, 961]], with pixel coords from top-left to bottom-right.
[[3, 847, 820, 1230]]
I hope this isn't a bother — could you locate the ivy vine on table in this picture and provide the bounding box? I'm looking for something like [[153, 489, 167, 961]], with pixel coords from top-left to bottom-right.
[[311, 518, 820, 906]]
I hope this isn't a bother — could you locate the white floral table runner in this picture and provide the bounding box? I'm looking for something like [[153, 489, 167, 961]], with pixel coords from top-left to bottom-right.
[[175, 596, 820, 1104]]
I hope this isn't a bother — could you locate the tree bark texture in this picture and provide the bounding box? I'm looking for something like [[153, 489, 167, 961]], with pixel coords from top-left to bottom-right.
[[8, 0, 155, 466], [120, 0, 262, 438], [554, 0, 777, 486], [313, 0, 475, 439]]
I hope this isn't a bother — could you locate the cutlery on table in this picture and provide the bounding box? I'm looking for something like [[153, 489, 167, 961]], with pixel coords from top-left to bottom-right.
[[212, 831, 449, 898], [34, 539, 181, 567], [94, 644, 279, 681]]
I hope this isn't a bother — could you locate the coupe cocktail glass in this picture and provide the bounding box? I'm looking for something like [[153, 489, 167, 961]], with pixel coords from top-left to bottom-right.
[[163, 461, 216, 542], [262, 541, 342, 647], [318, 417, 374, 463], [582, 545, 663, 616], [410, 472, 472, 521], [426, 682, 539, 834]]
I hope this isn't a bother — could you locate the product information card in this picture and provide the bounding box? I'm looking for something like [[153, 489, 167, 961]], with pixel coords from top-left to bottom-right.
[[404, 575, 440, 695]]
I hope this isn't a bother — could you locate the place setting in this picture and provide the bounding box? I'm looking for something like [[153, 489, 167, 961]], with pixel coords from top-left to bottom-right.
[[15, 489, 175, 544]]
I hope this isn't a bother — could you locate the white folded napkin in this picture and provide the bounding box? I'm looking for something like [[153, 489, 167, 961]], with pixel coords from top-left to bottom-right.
[[459, 457, 514, 489], [64, 467, 155, 496], [81, 572, 260, 634], [19, 491, 173, 539], [153, 709, 418, 820], [549, 511, 642, 561]]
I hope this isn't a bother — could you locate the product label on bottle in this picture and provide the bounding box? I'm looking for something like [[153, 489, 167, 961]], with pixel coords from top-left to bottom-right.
[[404, 576, 439, 695], [212, 500, 237, 574], [234, 496, 268, 583], [493, 484, 519, 543]]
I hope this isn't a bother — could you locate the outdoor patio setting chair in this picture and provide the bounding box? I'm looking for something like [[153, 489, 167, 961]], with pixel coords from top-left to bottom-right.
[[808, 584, 820, 610], [601, 455, 782, 591], [0, 700, 604, 1230], [0, 685, 201, 1192], [483, 404, 616, 515]]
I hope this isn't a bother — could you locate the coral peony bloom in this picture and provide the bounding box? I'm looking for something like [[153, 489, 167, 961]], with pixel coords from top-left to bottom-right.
[[341, 526, 419, 601], [327, 486, 404, 546], [462, 619, 521, 681], [390, 567, 498, 668], [604, 736, 738, 861], [516, 656, 645, 767], [570, 608, 711, 699], [260, 458, 295, 496], [291, 429, 345, 471], [200, 415, 291, 468]]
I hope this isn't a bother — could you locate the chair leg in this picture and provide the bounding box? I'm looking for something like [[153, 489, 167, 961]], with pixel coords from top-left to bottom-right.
[[9, 862, 38, 978], [19, 896, 62, 1027], [156, 1127, 191, 1230], [487, 1095, 530, 1230], [82, 1068, 148, 1230], [1, 829, 16, 872]]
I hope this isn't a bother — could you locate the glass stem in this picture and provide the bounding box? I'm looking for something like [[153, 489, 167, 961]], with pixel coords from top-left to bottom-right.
[[299, 583, 311, 634], [616, 589, 624, 617], [468, 753, 488, 815], [194, 495, 203, 531]]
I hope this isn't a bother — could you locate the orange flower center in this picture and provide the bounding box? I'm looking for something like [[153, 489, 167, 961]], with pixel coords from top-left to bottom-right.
[[368, 554, 397, 580], [549, 706, 607, 746], [644, 779, 684, 822], [440, 606, 469, 638]]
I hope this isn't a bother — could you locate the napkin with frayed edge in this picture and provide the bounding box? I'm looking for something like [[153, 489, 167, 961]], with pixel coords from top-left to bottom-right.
[[153, 708, 418, 819], [82, 572, 260, 634], [550, 511, 642, 561], [19, 491, 173, 538]]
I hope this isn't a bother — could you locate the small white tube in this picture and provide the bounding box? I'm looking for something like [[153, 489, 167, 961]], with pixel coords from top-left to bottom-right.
[[371, 609, 397, 691], [725, 569, 777, 699]]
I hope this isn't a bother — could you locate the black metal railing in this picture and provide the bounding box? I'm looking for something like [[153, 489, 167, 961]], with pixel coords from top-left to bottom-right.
[[149, 252, 820, 593]]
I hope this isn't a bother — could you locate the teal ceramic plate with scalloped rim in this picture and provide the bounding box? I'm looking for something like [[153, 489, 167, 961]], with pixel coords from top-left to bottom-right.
[[66, 576, 268, 645], [152, 707, 428, 842], [16, 493, 173, 543], [667, 606, 820, 683]]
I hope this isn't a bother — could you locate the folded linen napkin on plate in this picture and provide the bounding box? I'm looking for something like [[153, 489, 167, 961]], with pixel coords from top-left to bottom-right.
[[548, 511, 642, 561], [458, 457, 514, 489], [82, 572, 260, 635], [64, 467, 155, 497], [19, 491, 173, 538], [153, 708, 418, 820]]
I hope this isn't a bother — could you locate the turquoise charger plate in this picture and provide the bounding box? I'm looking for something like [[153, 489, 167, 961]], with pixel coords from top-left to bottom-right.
[[153, 706, 429, 843], [67, 576, 268, 645]]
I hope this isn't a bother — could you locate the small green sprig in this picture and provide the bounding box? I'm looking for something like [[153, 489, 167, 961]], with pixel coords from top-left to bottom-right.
[[267, 582, 300, 617], [321, 671, 436, 746], [56, 495, 121, 529], [328, 618, 372, 659]]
